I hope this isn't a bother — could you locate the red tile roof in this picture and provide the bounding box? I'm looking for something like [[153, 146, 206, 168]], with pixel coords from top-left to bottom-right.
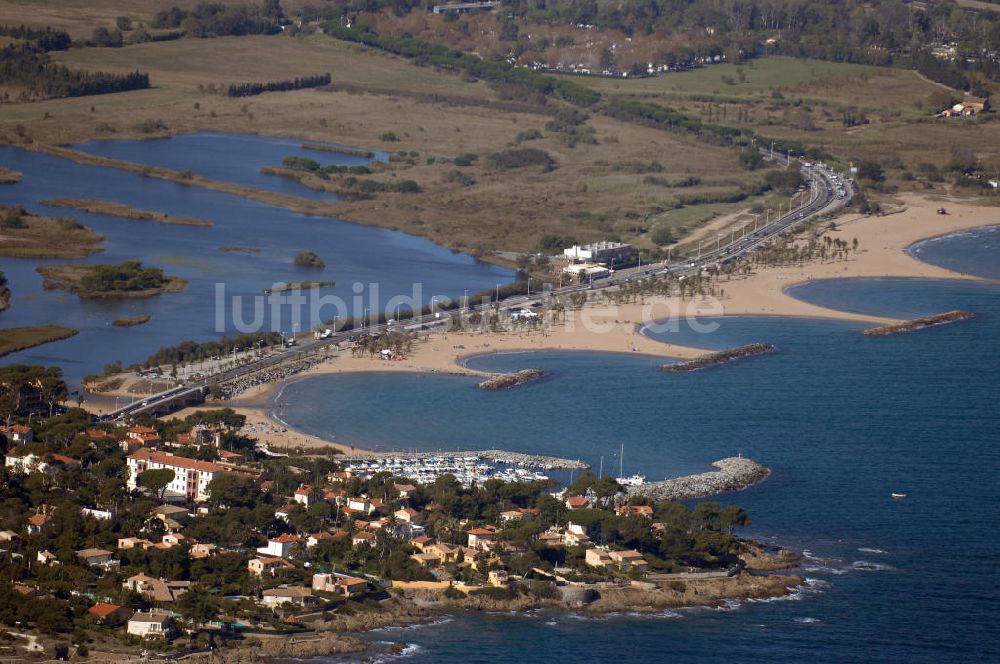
[[128, 449, 225, 473], [88, 602, 123, 619]]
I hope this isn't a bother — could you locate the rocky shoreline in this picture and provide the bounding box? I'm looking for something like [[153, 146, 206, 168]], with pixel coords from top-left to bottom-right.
[[478, 368, 544, 390], [628, 457, 770, 502], [862, 310, 974, 336], [661, 343, 776, 372]]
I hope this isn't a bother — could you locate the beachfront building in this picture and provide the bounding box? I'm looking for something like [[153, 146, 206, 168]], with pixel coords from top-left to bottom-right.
[[126, 449, 226, 502]]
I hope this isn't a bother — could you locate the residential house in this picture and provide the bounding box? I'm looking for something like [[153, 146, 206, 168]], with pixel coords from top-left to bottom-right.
[[393, 483, 416, 499], [258, 533, 304, 558], [126, 611, 176, 639], [293, 485, 314, 507], [5, 449, 80, 476], [126, 449, 228, 502], [248, 556, 294, 577], [26, 513, 49, 534], [76, 548, 118, 568], [123, 573, 190, 602], [274, 504, 297, 522], [307, 530, 348, 548], [615, 505, 653, 518], [118, 537, 155, 550], [352, 531, 376, 547], [537, 532, 564, 547], [88, 603, 128, 624], [261, 586, 317, 608], [609, 549, 648, 571], [584, 548, 614, 569], [127, 425, 161, 447], [488, 569, 510, 587], [394, 507, 419, 523], [312, 573, 368, 597], [0, 530, 18, 542], [466, 526, 497, 552], [424, 542, 460, 564], [0, 424, 33, 444], [36, 549, 58, 565], [150, 504, 190, 524], [409, 535, 433, 551], [190, 543, 218, 560], [410, 552, 440, 568], [565, 496, 589, 510]]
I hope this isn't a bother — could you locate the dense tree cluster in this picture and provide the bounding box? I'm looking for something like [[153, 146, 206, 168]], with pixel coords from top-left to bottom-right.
[[79, 261, 168, 294], [321, 21, 601, 105], [0, 44, 150, 100], [152, 1, 284, 37], [227, 72, 331, 97], [0, 24, 70, 51]]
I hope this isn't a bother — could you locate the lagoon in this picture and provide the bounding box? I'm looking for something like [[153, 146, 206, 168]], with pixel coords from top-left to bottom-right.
[[0, 134, 511, 385]]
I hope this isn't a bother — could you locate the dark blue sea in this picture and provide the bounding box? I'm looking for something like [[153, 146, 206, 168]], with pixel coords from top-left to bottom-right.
[[276, 231, 1000, 662]]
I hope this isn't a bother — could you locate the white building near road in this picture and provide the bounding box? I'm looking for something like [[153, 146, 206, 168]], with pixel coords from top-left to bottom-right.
[[563, 241, 635, 265], [126, 450, 226, 502]]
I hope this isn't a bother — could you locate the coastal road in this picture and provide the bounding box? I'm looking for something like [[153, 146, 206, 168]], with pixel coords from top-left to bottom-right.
[[104, 159, 850, 421]]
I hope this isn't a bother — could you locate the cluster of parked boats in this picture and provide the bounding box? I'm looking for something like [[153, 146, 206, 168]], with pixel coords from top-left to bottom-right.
[[343, 455, 551, 487]]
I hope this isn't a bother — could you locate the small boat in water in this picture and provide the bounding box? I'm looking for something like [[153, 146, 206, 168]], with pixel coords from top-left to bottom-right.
[[891, 492, 908, 499]]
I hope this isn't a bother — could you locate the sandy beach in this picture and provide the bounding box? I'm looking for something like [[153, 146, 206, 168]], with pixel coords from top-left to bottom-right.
[[160, 195, 997, 454]]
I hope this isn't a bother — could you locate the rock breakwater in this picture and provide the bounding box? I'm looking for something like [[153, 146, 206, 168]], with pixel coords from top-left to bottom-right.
[[478, 368, 544, 390], [661, 343, 776, 372], [628, 457, 770, 501], [862, 310, 974, 336]]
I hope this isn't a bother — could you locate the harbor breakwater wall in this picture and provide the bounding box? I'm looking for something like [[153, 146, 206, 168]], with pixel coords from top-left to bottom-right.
[[661, 344, 776, 372], [863, 310, 974, 336], [336, 449, 589, 471], [478, 368, 545, 390], [628, 457, 770, 502]]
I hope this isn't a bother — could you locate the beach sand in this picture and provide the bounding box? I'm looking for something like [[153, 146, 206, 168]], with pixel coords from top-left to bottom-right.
[[162, 195, 998, 454]]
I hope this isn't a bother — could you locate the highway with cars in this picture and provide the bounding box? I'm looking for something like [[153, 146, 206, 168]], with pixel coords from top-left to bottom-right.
[[104, 158, 852, 421]]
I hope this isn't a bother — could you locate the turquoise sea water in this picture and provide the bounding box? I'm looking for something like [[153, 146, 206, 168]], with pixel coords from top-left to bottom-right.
[[278, 231, 1000, 662]]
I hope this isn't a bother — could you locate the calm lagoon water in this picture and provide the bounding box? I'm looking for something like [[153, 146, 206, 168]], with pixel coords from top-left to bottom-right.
[[0, 135, 511, 384], [73, 132, 387, 201], [280, 230, 1000, 662]]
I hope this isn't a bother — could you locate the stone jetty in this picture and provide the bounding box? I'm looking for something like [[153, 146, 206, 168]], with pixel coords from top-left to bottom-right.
[[336, 449, 589, 471], [478, 368, 544, 390], [862, 310, 974, 336], [661, 343, 776, 372], [627, 457, 770, 501]]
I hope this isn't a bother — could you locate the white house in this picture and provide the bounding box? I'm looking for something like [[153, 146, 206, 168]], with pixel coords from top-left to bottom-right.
[[293, 485, 314, 507], [127, 611, 175, 639], [5, 449, 80, 476], [257, 533, 303, 558], [260, 586, 316, 608], [126, 449, 227, 502]]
